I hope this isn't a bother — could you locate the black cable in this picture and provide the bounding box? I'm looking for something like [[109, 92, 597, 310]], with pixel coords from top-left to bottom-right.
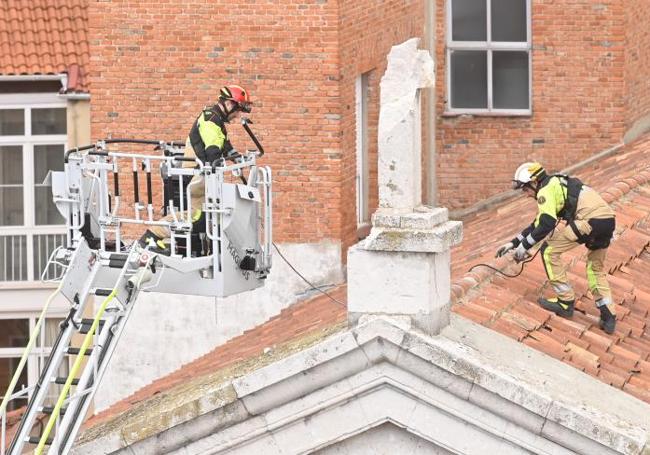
[[473, 212, 563, 279], [272, 242, 346, 307], [468, 247, 541, 278]]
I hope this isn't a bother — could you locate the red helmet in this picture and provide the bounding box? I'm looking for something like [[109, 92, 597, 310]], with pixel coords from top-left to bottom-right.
[[219, 85, 252, 113]]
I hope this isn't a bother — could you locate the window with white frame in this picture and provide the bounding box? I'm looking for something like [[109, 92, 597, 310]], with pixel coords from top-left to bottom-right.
[[355, 72, 370, 227], [0, 95, 67, 283], [446, 0, 531, 114], [0, 314, 67, 411]]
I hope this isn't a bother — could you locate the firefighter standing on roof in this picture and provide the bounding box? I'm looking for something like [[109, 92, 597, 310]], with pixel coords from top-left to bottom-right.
[[138, 85, 252, 252], [495, 162, 617, 334]]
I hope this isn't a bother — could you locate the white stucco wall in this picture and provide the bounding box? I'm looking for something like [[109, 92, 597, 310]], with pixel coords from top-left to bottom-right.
[[315, 423, 454, 455], [94, 240, 343, 411]]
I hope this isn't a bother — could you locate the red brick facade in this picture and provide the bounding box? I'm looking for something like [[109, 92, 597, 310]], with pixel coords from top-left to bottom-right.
[[89, 0, 342, 243], [625, 0, 650, 134], [338, 0, 425, 249], [88, 0, 649, 250], [435, 0, 628, 210]]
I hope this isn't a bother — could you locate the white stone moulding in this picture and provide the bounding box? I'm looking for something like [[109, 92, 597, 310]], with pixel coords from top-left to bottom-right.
[[73, 316, 650, 455]]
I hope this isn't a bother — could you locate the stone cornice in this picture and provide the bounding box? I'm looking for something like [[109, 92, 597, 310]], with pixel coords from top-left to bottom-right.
[[73, 316, 650, 455]]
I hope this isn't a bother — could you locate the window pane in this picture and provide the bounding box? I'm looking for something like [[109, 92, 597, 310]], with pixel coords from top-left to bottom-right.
[[44, 318, 64, 346], [41, 318, 68, 405], [0, 187, 24, 225], [0, 235, 28, 280], [35, 187, 64, 225], [450, 50, 487, 109], [0, 319, 29, 347], [0, 109, 24, 135], [492, 0, 527, 42], [34, 144, 64, 183], [493, 51, 530, 109], [34, 145, 65, 225], [0, 358, 28, 411], [452, 0, 487, 41], [0, 146, 25, 225], [0, 146, 23, 184], [32, 108, 66, 135]]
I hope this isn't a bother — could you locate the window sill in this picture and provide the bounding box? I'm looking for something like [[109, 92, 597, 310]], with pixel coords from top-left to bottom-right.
[[0, 281, 60, 290], [442, 111, 532, 118]]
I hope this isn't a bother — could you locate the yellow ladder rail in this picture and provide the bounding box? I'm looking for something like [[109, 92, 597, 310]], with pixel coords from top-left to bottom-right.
[[34, 288, 118, 455], [0, 281, 64, 418]]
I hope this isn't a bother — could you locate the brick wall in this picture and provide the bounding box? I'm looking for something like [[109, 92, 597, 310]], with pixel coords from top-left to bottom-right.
[[625, 0, 650, 134], [88, 0, 648, 250], [338, 0, 425, 251], [435, 0, 627, 210], [88, 0, 341, 243]]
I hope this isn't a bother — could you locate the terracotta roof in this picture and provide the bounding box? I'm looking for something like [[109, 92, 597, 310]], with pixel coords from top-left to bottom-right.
[[451, 133, 650, 404], [82, 285, 348, 430], [0, 0, 89, 92], [79, 134, 650, 437]]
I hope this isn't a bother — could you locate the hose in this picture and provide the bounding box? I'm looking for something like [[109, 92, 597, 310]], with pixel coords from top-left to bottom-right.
[[472, 221, 560, 278], [468, 248, 541, 278]]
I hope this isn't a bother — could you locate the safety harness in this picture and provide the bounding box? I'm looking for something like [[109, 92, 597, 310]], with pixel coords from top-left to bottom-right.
[[554, 174, 587, 242], [188, 106, 228, 163], [553, 174, 613, 250]]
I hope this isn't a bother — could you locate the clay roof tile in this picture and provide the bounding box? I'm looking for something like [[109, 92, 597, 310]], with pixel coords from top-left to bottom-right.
[[0, 0, 88, 92], [35, 133, 650, 440], [449, 133, 650, 405]]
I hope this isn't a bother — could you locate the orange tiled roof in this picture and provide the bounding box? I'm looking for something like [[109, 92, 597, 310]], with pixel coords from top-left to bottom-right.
[[0, 0, 89, 92], [80, 135, 650, 435], [451, 134, 650, 404], [82, 285, 348, 430]]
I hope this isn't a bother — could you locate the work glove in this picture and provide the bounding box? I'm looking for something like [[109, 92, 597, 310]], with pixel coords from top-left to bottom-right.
[[205, 145, 224, 167], [495, 241, 515, 258], [513, 243, 529, 262], [224, 148, 242, 162]]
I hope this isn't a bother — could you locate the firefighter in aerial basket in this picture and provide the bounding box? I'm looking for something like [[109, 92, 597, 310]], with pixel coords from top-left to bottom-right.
[[495, 162, 617, 334], [138, 84, 252, 255]]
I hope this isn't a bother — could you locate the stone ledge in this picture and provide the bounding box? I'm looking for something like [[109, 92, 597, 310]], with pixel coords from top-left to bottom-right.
[[372, 206, 449, 229], [362, 220, 463, 253], [72, 317, 650, 455]]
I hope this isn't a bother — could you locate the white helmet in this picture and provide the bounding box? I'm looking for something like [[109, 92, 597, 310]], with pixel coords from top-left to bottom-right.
[[512, 162, 545, 189]]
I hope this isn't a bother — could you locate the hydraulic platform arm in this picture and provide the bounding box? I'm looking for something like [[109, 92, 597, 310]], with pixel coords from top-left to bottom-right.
[[1, 128, 273, 454]]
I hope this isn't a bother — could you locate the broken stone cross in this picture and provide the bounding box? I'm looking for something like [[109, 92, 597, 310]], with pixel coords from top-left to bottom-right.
[[348, 38, 463, 336]]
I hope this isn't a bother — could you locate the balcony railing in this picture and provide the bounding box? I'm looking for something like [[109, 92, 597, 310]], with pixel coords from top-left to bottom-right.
[[0, 231, 66, 283]]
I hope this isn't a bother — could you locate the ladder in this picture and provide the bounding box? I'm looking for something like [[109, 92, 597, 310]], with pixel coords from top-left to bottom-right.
[[1, 126, 272, 454], [3, 240, 156, 455]]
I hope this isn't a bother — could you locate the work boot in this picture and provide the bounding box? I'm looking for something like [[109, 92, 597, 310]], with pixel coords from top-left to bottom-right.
[[138, 229, 170, 256], [598, 305, 617, 335], [538, 297, 574, 318]]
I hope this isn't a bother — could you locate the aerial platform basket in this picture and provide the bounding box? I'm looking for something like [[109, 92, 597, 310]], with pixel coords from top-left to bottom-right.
[[50, 133, 273, 298]]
